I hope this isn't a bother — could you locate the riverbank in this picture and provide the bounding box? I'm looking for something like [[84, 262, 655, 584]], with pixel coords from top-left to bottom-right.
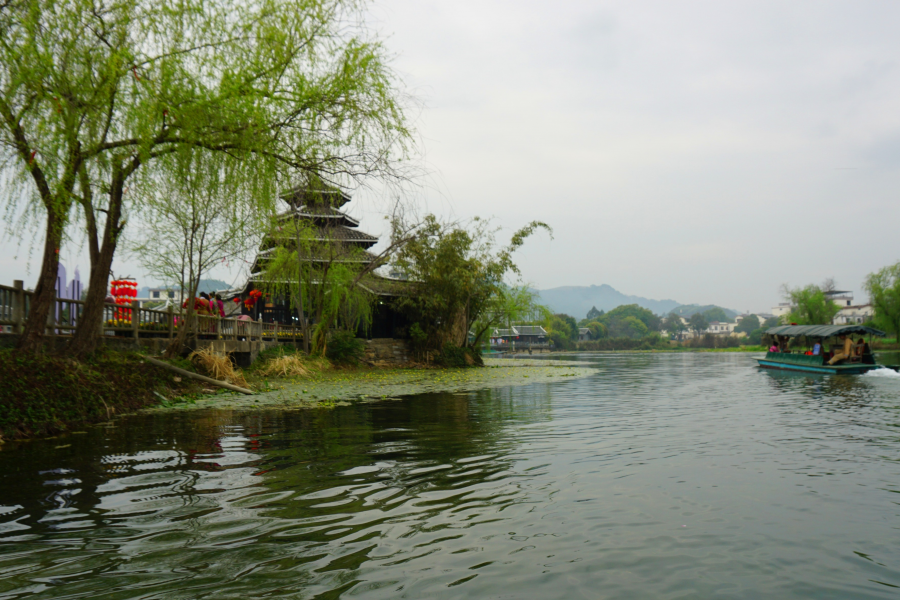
[[147, 360, 596, 412], [0, 350, 204, 441]]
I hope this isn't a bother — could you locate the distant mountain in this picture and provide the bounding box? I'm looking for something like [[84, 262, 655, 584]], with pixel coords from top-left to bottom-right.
[[669, 304, 739, 320], [534, 284, 682, 319]]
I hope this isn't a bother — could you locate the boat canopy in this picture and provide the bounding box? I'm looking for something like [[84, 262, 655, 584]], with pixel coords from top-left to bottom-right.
[[765, 324, 886, 338]]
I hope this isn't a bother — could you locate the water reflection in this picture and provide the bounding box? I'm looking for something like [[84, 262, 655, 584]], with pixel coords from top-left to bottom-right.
[[3, 354, 900, 598]]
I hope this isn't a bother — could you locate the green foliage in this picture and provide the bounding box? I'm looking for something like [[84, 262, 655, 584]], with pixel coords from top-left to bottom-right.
[[683, 334, 743, 349], [662, 312, 687, 337], [594, 304, 660, 339], [783, 284, 839, 325], [746, 328, 764, 345], [585, 306, 603, 321], [0, 349, 198, 439], [607, 316, 649, 339], [762, 316, 780, 329], [543, 313, 578, 349], [735, 314, 761, 334], [585, 320, 608, 339], [325, 330, 365, 365], [689, 312, 709, 334], [865, 262, 900, 341], [393, 215, 552, 352], [577, 334, 668, 351], [437, 344, 483, 368], [259, 201, 376, 353], [408, 322, 428, 353], [471, 285, 550, 349], [702, 307, 730, 323], [0, 0, 413, 352]]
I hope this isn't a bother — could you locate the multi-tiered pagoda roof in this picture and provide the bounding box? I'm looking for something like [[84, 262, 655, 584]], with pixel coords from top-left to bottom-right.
[[249, 182, 380, 276]]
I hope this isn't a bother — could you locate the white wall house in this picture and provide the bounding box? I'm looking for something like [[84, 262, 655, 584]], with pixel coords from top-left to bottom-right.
[[833, 304, 874, 325], [706, 321, 736, 335], [772, 303, 791, 319]]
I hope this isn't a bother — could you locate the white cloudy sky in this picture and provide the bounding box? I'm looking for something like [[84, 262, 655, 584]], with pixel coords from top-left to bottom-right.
[[3, 0, 900, 313]]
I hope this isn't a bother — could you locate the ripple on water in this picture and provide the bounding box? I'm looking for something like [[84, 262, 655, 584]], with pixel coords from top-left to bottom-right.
[[2, 353, 900, 598]]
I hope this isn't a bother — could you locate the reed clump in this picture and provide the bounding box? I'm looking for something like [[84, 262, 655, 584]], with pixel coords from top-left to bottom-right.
[[189, 348, 249, 388], [253, 348, 330, 378]]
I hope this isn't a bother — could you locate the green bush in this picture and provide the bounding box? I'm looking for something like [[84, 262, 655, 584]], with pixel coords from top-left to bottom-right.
[[437, 344, 483, 368], [576, 335, 669, 351], [0, 349, 198, 439], [683, 334, 743, 349], [325, 330, 365, 365]]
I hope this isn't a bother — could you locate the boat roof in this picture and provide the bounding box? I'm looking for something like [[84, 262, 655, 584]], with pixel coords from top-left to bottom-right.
[[765, 324, 886, 338]]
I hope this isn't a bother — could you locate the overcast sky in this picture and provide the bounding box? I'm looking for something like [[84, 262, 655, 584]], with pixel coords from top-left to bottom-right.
[[3, 0, 900, 314]]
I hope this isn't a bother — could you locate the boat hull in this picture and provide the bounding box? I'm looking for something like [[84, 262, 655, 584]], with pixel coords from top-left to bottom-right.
[[757, 353, 880, 375]]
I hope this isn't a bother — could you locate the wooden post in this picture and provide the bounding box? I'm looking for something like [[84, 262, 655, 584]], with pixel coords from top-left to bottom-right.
[[168, 305, 175, 339], [132, 300, 140, 340], [274, 321, 279, 342], [12, 280, 24, 335], [293, 323, 298, 348]]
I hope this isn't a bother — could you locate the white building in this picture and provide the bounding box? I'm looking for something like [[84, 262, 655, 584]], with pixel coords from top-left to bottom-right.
[[833, 304, 874, 325], [771, 303, 791, 319], [706, 321, 736, 335]]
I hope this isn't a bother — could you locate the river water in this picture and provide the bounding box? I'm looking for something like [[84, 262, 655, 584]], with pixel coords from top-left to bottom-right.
[[3, 352, 900, 599]]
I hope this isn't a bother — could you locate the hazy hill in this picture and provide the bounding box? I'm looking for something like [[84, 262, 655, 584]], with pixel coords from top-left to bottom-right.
[[669, 304, 739, 320], [535, 284, 681, 319]]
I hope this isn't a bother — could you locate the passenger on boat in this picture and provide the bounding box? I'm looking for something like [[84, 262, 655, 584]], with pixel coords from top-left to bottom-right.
[[827, 334, 854, 365], [769, 341, 780, 353], [812, 341, 822, 355]]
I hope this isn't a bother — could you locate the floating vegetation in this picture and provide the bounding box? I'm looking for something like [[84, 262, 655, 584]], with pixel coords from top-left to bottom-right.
[[146, 361, 597, 413]]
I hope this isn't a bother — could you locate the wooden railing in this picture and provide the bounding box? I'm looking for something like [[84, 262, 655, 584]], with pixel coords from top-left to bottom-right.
[[0, 280, 304, 344]]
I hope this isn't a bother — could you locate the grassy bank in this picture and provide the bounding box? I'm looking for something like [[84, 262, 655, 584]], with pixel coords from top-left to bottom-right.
[[0, 350, 203, 441]]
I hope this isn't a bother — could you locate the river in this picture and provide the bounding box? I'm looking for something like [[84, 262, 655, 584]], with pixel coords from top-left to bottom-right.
[[3, 352, 900, 598]]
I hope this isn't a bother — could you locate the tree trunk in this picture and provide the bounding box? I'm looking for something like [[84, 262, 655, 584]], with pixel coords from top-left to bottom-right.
[[69, 163, 128, 358], [68, 235, 118, 357], [16, 211, 64, 353]]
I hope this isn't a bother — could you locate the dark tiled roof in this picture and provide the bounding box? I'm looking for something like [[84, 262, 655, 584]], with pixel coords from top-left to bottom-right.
[[280, 182, 351, 208], [276, 205, 360, 227], [514, 325, 547, 336], [310, 226, 378, 244]]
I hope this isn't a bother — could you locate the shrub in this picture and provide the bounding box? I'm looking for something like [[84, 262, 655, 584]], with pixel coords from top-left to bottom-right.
[[576, 335, 669, 351], [683, 334, 743, 349], [0, 349, 199, 439], [437, 344, 483, 368], [325, 330, 365, 365]]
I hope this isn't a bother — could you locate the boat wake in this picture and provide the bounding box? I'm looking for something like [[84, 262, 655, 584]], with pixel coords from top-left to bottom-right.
[[863, 367, 900, 379]]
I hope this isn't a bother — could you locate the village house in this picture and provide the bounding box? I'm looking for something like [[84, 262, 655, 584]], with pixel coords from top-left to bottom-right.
[[490, 325, 548, 347], [706, 321, 736, 336], [833, 304, 874, 325]]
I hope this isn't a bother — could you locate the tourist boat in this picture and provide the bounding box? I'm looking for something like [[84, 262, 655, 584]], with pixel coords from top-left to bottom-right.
[[757, 325, 888, 375]]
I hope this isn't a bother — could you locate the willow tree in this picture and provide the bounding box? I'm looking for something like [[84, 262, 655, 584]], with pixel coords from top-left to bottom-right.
[[0, 0, 412, 355], [128, 151, 264, 356]]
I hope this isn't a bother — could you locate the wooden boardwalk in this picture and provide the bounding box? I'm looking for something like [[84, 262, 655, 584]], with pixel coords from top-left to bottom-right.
[[0, 280, 300, 360]]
